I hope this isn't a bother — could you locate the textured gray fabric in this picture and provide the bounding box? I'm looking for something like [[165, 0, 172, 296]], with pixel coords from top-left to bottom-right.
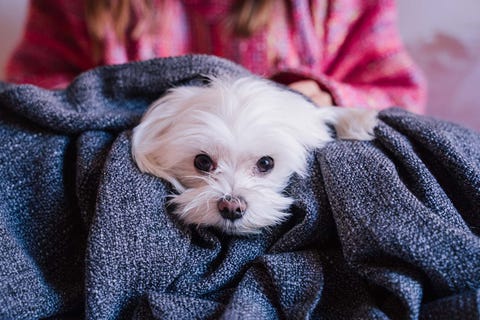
[[0, 55, 479, 320]]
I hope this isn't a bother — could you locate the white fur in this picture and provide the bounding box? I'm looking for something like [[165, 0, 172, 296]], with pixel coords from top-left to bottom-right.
[[131, 76, 377, 234]]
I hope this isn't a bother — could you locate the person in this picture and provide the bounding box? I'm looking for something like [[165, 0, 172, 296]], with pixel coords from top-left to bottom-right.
[[5, 0, 426, 112]]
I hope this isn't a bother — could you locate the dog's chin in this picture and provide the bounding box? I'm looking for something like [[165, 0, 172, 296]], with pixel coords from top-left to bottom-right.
[[169, 187, 293, 235]]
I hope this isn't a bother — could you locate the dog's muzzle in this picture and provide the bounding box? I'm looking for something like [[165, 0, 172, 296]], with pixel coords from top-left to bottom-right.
[[217, 195, 247, 221]]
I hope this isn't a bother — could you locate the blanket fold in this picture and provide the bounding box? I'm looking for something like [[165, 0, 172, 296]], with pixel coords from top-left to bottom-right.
[[0, 55, 479, 320]]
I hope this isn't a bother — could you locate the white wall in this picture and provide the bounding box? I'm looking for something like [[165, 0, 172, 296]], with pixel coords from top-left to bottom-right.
[[397, 0, 480, 130], [0, 0, 479, 130], [0, 0, 28, 80]]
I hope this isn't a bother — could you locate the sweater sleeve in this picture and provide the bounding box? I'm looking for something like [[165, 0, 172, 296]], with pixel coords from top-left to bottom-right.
[[5, 0, 95, 89], [271, 0, 426, 113]]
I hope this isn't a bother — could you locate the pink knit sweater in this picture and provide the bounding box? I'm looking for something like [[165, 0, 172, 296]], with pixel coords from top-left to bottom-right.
[[6, 0, 426, 112]]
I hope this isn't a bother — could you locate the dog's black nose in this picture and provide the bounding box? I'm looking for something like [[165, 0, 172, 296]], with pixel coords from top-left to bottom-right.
[[217, 196, 247, 221]]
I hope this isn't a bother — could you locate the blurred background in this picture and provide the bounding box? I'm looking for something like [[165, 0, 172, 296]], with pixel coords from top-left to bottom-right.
[[1, 0, 479, 130]]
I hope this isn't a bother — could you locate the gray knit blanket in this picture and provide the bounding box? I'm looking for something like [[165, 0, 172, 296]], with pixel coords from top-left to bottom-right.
[[0, 55, 479, 320]]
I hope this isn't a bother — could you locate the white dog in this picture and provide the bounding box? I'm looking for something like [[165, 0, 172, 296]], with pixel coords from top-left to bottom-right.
[[131, 76, 377, 234]]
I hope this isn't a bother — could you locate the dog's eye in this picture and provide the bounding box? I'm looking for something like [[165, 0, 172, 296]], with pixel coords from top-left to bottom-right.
[[256, 156, 274, 173], [194, 154, 214, 172]]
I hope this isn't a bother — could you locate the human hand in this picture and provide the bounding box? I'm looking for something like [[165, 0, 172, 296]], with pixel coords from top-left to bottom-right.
[[288, 80, 333, 106]]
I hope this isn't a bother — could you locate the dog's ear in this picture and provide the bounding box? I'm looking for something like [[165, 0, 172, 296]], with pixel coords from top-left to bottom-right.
[[131, 86, 201, 191]]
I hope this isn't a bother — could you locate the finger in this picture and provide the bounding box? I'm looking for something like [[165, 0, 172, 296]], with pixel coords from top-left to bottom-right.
[[288, 80, 321, 97], [311, 91, 333, 106]]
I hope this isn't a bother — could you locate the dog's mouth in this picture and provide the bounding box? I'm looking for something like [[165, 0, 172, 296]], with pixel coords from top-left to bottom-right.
[[170, 189, 292, 234], [220, 217, 256, 235], [218, 208, 269, 235], [217, 203, 248, 234]]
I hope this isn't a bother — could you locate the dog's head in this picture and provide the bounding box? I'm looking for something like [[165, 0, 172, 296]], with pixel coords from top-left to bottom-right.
[[131, 76, 334, 234]]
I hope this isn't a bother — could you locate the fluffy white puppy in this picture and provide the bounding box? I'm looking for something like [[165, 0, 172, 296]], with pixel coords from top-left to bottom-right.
[[132, 76, 377, 234]]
